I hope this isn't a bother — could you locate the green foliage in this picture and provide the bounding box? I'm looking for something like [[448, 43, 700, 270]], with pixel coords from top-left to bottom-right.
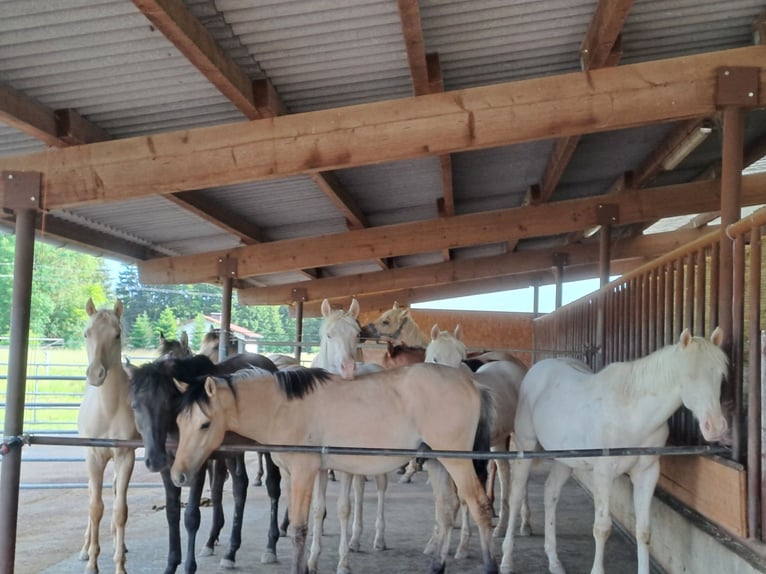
[[155, 307, 179, 342], [0, 234, 110, 346], [129, 312, 154, 350], [191, 313, 206, 350]]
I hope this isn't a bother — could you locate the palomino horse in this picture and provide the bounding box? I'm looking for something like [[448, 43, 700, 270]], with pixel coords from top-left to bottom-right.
[[199, 327, 239, 361], [380, 341, 426, 369], [129, 352, 283, 572], [500, 328, 729, 574], [424, 324, 531, 559], [359, 301, 430, 347], [309, 298, 387, 574], [170, 364, 498, 574], [78, 298, 138, 574]]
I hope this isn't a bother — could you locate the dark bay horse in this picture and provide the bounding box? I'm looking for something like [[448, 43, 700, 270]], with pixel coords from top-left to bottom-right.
[[128, 352, 282, 573]]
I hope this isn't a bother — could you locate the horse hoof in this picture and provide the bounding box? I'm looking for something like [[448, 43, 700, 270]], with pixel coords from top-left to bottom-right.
[[499, 563, 514, 574], [428, 559, 446, 574], [455, 548, 468, 560], [199, 546, 214, 557], [279, 529, 288, 537], [373, 539, 386, 551], [348, 540, 361, 552], [519, 525, 532, 537], [261, 550, 277, 564], [398, 475, 411, 484], [423, 542, 435, 556], [219, 558, 235, 570], [493, 526, 507, 538], [253, 479, 263, 487], [337, 566, 352, 574], [549, 561, 566, 574], [78, 550, 89, 562], [84, 567, 98, 574]]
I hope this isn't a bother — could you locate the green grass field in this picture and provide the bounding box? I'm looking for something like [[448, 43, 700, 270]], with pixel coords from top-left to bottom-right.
[[0, 347, 155, 433]]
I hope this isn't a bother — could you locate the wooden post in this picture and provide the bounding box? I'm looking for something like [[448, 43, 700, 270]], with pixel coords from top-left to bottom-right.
[[217, 257, 237, 363], [292, 288, 307, 362]]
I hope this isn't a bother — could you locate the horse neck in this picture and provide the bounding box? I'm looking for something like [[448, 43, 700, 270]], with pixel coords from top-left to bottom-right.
[[225, 377, 279, 439], [93, 366, 132, 416], [400, 318, 429, 347], [614, 346, 684, 421]]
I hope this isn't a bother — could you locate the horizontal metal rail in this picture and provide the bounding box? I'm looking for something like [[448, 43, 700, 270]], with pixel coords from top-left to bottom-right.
[[8, 434, 729, 461]]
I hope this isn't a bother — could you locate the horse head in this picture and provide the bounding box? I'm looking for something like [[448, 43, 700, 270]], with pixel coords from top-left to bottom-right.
[[425, 324, 467, 368], [84, 298, 124, 387], [315, 298, 361, 379], [677, 327, 729, 442], [199, 327, 238, 363], [159, 331, 192, 360], [359, 301, 428, 347]]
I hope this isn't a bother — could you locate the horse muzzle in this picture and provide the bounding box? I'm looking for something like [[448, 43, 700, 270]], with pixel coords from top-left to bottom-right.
[[86, 364, 107, 387], [700, 413, 728, 442], [170, 467, 189, 487]]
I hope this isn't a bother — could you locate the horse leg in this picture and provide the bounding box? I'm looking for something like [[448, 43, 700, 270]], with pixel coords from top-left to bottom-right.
[[492, 457, 509, 538], [589, 467, 615, 574], [160, 469, 182, 574], [486, 460, 497, 515], [629, 458, 660, 574], [254, 451, 264, 487], [335, 472, 355, 574], [220, 455, 248, 569], [348, 474, 365, 552], [454, 501, 471, 559], [110, 448, 135, 574], [289, 468, 319, 574], [440, 458, 497, 574], [80, 448, 106, 574], [543, 460, 572, 574], [262, 454, 282, 564], [424, 460, 459, 572], [308, 469, 328, 574], [182, 464, 207, 574], [399, 459, 417, 484], [372, 473, 387, 551], [201, 459, 226, 557], [499, 457, 533, 574]]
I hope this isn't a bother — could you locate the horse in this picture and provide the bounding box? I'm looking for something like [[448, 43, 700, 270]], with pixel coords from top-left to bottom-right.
[[359, 301, 430, 347], [380, 341, 426, 369], [424, 324, 531, 559], [77, 298, 138, 574], [500, 328, 729, 574], [309, 298, 388, 574], [199, 327, 239, 361], [159, 331, 191, 360], [170, 363, 499, 574], [128, 352, 283, 572], [268, 353, 302, 369]]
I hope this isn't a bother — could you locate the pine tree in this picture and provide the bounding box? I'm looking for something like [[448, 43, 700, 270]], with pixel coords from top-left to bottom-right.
[[155, 307, 179, 343], [130, 312, 154, 350]]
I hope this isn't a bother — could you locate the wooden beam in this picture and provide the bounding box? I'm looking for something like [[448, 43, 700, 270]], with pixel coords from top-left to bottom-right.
[[579, 0, 633, 71], [397, 0, 430, 97], [310, 172, 368, 230], [137, 172, 766, 284], [4, 46, 764, 208], [238, 228, 713, 305], [131, 0, 284, 119]]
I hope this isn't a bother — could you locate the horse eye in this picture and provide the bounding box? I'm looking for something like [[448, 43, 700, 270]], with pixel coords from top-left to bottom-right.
[[201, 422, 211, 431], [382, 320, 390, 326]]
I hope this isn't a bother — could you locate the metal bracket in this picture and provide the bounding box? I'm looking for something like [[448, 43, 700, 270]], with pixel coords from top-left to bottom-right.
[[552, 252, 569, 268], [217, 256, 238, 279], [2, 171, 42, 212], [715, 67, 760, 107], [291, 287, 307, 303], [595, 203, 619, 225]]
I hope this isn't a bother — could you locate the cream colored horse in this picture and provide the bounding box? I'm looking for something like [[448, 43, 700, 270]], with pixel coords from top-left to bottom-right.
[[310, 298, 388, 574], [425, 324, 531, 559], [359, 301, 430, 347], [170, 364, 498, 574], [77, 298, 138, 574], [501, 328, 729, 574]]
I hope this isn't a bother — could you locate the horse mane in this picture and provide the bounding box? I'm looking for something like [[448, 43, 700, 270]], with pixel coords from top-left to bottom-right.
[[275, 367, 333, 400], [609, 336, 728, 397], [129, 355, 218, 400], [177, 373, 238, 414], [388, 344, 425, 358]]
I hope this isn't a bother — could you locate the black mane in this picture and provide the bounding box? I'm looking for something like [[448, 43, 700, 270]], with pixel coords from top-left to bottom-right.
[[275, 368, 333, 400]]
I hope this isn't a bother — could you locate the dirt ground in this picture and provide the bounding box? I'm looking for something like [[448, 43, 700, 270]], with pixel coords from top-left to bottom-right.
[[10, 446, 643, 574]]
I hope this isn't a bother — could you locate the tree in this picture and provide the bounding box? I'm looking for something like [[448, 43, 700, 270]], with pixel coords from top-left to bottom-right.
[[191, 313, 207, 351], [155, 307, 179, 343], [129, 312, 154, 350]]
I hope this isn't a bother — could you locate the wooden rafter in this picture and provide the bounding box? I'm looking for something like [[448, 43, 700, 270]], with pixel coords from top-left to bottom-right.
[[135, 172, 766, 285], [238, 227, 713, 305]]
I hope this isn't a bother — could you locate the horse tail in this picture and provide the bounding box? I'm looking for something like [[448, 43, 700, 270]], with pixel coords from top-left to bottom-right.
[[472, 387, 494, 484]]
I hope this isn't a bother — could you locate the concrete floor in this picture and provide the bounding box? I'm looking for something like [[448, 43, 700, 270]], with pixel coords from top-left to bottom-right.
[[12, 446, 643, 574]]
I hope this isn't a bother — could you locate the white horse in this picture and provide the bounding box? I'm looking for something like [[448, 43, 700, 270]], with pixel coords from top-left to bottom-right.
[[309, 298, 387, 574], [424, 324, 531, 559], [500, 328, 729, 574], [77, 299, 138, 574]]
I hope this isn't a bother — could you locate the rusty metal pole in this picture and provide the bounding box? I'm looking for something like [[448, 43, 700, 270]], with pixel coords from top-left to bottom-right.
[[0, 171, 41, 574], [294, 301, 304, 362], [552, 253, 568, 310], [217, 257, 237, 363], [596, 224, 611, 369]]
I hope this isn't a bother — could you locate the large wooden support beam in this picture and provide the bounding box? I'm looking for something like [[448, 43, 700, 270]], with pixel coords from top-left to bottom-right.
[[239, 228, 711, 305], [138, 172, 766, 284], [1, 46, 764, 209]]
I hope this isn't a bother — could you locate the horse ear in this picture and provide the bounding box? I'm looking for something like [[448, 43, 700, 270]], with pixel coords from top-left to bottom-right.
[[181, 331, 189, 348], [392, 301, 399, 310], [321, 298, 332, 318], [349, 298, 360, 319], [454, 324, 463, 340], [204, 376, 217, 398], [159, 331, 166, 343], [710, 326, 724, 347], [173, 378, 189, 394], [86, 298, 96, 316], [679, 328, 693, 349], [114, 300, 124, 318], [430, 324, 440, 341]]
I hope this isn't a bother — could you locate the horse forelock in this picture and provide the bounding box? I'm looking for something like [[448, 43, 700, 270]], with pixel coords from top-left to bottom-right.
[[275, 368, 333, 400], [177, 374, 237, 417]]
